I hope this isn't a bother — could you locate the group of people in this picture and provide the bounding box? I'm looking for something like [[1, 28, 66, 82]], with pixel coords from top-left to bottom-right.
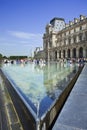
[[58, 57, 86, 67], [33, 59, 46, 65]]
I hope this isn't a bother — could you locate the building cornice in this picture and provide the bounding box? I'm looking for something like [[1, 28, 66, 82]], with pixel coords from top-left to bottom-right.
[[59, 18, 87, 34]]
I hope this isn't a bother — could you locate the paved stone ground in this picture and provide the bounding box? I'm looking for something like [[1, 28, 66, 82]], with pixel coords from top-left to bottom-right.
[[0, 69, 36, 130], [0, 75, 24, 130], [52, 63, 87, 130]]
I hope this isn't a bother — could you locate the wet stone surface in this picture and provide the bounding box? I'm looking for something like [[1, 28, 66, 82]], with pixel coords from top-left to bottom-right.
[[52, 64, 87, 130], [0, 75, 24, 130]]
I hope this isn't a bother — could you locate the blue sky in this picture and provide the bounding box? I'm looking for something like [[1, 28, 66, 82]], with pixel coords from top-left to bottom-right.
[[0, 0, 87, 56]]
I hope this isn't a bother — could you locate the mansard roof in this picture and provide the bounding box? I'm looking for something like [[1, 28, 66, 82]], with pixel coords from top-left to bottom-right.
[[50, 17, 65, 23]]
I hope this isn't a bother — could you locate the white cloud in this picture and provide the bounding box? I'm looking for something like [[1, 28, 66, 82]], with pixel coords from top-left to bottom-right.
[[0, 31, 43, 56], [8, 31, 43, 40]]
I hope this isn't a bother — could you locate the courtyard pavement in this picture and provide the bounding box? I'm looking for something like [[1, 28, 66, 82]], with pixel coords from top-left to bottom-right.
[[52, 63, 87, 130], [0, 75, 24, 130]]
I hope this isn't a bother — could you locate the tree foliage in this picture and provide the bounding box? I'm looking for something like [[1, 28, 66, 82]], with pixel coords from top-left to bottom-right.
[[9, 56, 28, 60], [0, 53, 3, 59]]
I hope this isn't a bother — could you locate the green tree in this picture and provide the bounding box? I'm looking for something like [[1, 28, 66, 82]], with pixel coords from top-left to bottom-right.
[[0, 53, 3, 59]]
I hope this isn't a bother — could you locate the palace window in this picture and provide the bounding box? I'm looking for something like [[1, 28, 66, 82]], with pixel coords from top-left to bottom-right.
[[85, 31, 87, 40], [64, 39, 66, 45], [73, 37, 76, 43], [68, 38, 71, 45], [80, 26, 82, 30], [74, 28, 76, 33], [79, 35, 82, 41]]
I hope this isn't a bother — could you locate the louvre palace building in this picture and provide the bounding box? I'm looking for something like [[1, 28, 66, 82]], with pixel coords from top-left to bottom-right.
[[43, 15, 87, 61]]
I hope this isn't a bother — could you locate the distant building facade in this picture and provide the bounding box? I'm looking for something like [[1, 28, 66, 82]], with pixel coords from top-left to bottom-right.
[[34, 47, 45, 59], [43, 15, 87, 61]]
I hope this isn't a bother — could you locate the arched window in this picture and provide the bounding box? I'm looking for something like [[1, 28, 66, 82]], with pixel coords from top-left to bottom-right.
[[55, 51, 57, 60], [79, 33, 82, 41], [68, 38, 71, 45], [85, 31, 87, 41], [73, 48, 76, 58], [73, 36, 76, 43], [67, 49, 70, 58], [79, 47, 83, 58], [59, 50, 61, 58], [86, 48, 87, 58], [63, 50, 65, 58]]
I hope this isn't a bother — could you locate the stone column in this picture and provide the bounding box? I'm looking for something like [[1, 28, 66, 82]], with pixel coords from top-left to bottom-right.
[[47, 42, 50, 61], [76, 48, 79, 58], [83, 47, 86, 58], [47, 50, 50, 62], [76, 35, 79, 43], [65, 49, 68, 58], [57, 50, 59, 60], [61, 50, 63, 59]]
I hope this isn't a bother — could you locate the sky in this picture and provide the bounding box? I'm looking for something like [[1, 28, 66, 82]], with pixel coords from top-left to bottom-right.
[[0, 0, 87, 57]]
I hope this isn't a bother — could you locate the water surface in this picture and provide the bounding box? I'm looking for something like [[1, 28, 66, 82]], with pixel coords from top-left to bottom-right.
[[1, 62, 78, 117]]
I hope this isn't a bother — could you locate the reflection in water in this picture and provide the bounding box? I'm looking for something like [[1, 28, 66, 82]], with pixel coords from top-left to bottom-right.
[[44, 62, 76, 98], [1, 62, 78, 117]]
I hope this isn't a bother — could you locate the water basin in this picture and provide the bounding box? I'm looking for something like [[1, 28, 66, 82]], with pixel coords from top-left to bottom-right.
[[1, 62, 78, 118]]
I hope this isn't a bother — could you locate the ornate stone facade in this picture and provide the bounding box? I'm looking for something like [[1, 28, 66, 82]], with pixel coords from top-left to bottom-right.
[[43, 15, 87, 61], [34, 47, 45, 59]]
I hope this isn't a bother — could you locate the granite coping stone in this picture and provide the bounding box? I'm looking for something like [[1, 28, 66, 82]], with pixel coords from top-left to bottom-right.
[[52, 64, 87, 130]]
